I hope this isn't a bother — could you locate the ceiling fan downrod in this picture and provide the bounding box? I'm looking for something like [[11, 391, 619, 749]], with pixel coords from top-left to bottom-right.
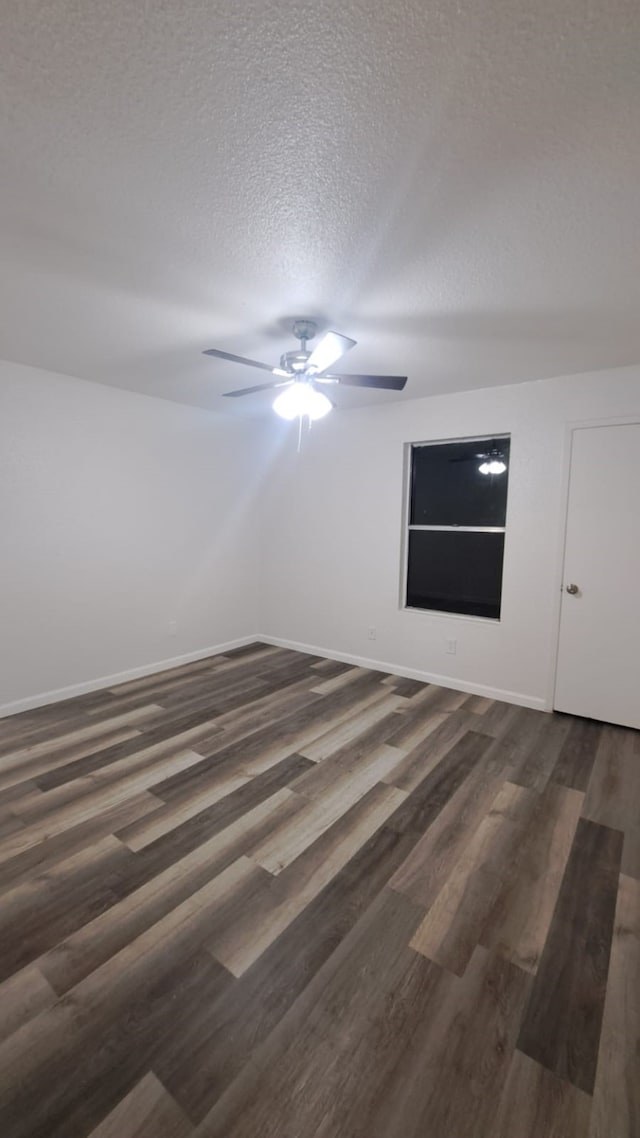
[[281, 319, 318, 376]]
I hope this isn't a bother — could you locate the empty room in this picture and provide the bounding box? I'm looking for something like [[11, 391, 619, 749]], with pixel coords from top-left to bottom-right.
[[0, 1, 639, 1136]]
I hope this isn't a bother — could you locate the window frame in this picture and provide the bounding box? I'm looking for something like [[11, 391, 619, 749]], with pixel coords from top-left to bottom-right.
[[400, 434, 510, 623]]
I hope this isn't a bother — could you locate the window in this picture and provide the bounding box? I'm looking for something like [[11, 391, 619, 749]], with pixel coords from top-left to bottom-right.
[[404, 436, 510, 619]]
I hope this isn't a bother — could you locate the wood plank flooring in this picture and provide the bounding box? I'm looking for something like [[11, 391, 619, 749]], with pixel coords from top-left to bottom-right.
[[0, 643, 638, 1137]]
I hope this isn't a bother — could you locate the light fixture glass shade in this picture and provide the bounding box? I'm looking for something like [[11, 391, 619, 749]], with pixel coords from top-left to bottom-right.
[[479, 459, 507, 475], [273, 382, 332, 421]]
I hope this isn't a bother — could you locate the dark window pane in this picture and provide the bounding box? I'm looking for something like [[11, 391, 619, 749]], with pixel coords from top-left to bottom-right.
[[406, 530, 505, 619], [410, 438, 510, 527]]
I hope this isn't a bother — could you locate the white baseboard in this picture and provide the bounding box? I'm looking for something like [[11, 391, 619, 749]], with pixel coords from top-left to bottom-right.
[[257, 634, 549, 712], [0, 636, 258, 719], [0, 631, 549, 719]]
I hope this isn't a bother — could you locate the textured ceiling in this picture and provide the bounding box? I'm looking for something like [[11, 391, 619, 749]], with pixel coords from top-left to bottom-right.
[[0, 0, 639, 414]]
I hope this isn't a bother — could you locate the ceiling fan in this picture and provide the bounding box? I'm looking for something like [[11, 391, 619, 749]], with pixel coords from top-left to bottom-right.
[[449, 440, 508, 475], [203, 319, 407, 420]]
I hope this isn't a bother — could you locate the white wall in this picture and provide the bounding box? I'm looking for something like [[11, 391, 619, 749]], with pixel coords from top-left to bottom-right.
[[259, 365, 640, 710], [3, 360, 639, 716], [0, 360, 266, 713]]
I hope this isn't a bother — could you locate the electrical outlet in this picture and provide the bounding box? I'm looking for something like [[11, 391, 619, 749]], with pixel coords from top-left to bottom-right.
[[367, 626, 377, 641], [168, 620, 177, 637], [446, 638, 457, 655]]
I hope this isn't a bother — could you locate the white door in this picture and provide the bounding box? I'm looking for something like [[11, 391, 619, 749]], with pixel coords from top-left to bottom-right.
[[555, 422, 640, 729]]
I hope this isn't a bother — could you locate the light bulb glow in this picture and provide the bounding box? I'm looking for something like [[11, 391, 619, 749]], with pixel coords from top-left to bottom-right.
[[273, 382, 332, 421], [479, 459, 507, 475]]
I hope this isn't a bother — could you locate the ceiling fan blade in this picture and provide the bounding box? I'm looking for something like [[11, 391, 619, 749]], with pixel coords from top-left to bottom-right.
[[305, 331, 356, 375], [223, 380, 292, 398], [203, 348, 283, 374], [333, 374, 407, 390]]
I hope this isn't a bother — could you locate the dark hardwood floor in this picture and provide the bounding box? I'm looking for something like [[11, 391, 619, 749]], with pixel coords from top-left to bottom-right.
[[0, 643, 637, 1137]]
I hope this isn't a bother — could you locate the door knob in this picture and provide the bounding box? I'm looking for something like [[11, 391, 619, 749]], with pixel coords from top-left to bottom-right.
[[565, 583, 579, 595]]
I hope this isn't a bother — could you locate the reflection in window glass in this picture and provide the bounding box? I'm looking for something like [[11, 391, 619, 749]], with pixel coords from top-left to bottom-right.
[[405, 436, 510, 620]]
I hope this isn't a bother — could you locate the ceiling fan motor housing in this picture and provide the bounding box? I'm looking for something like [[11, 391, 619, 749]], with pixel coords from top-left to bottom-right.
[[276, 318, 318, 374], [280, 349, 311, 374]]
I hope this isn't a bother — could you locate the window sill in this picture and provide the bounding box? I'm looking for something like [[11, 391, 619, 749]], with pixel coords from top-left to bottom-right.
[[401, 605, 501, 626]]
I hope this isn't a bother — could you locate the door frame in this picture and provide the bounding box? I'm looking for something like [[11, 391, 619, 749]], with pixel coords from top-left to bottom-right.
[[550, 413, 640, 712]]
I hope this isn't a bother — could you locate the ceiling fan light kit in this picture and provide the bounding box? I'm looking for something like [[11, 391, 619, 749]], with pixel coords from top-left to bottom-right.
[[203, 319, 407, 422], [273, 382, 332, 421]]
